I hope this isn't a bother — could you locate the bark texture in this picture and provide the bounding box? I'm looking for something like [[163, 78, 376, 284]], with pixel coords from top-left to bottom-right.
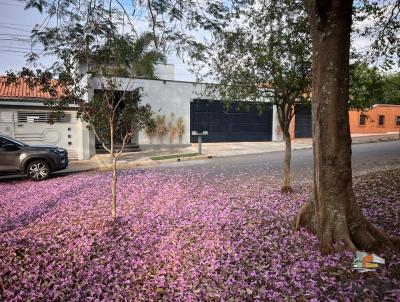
[[110, 124, 117, 219], [276, 104, 294, 193], [111, 156, 117, 219], [295, 0, 399, 254], [282, 132, 292, 193]]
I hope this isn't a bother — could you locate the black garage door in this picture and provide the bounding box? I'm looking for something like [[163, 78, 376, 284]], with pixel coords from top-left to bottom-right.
[[294, 104, 312, 138], [190, 100, 272, 143]]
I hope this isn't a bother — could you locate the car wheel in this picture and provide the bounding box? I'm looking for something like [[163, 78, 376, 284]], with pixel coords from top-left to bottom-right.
[[27, 160, 50, 181]]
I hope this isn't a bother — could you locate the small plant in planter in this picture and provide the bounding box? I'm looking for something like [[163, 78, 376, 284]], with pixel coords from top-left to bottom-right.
[[155, 114, 167, 144], [176, 117, 185, 144], [167, 113, 177, 144], [144, 118, 156, 144]]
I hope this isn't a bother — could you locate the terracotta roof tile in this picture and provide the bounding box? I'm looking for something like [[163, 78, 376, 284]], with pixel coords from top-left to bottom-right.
[[0, 76, 62, 100]]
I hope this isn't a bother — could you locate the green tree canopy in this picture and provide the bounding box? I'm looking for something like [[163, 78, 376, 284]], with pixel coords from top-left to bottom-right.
[[349, 61, 385, 109], [191, 0, 311, 192], [382, 72, 400, 104], [349, 61, 400, 108], [194, 0, 311, 105]]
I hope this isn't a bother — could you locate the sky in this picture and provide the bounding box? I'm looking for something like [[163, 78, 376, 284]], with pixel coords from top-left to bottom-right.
[[0, 0, 196, 81], [0, 0, 397, 81]]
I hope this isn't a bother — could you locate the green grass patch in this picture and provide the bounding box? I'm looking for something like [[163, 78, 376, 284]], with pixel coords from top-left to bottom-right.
[[151, 152, 199, 161]]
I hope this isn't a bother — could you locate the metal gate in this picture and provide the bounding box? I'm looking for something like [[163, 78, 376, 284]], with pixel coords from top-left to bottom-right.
[[190, 100, 273, 143], [0, 110, 80, 159], [294, 104, 312, 138]]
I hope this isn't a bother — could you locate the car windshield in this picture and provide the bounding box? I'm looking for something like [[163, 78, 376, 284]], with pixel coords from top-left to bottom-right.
[[1, 136, 28, 146]]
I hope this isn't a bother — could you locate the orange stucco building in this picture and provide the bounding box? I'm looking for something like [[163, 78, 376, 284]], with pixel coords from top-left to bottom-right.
[[289, 104, 400, 139], [349, 104, 400, 134]]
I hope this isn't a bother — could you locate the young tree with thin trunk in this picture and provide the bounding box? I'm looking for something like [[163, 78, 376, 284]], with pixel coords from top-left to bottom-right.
[[7, 34, 161, 219], [78, 75, 152, 219], [7, 0, 165, 219], [294, 0, 400, 253], [193, 0, 311, 192]]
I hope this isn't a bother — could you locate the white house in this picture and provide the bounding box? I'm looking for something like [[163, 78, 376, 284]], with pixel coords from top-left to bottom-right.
[[0, 66, 283, 160], [0, 77, 92, 160]]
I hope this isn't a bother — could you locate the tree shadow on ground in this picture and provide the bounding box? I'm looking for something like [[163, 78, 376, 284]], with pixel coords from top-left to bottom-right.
[[0, 181, 90, 234]]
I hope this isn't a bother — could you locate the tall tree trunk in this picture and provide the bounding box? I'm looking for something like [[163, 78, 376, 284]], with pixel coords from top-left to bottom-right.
[[295, 0, 399, 254], [110, 124, 117, 219], [111, 155, 117, 219], [277, 105, 293, 192], [282, 130, 292, 193]]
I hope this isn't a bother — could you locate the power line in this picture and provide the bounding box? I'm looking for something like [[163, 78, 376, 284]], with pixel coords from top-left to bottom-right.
[[0, 33, 31, 37], [0, 38, 31, 42], [0, 2, 25, 7], [0, 38, 32, 42], [0, 44, 43, 50], [0, 22, 33, 27], [0, 0, 25, 4], [0, 42, 33, 47], [0, 24, 31, 32], [0, 49, 32, 54]]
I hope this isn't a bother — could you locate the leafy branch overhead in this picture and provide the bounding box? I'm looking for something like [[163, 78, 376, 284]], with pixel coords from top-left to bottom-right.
[[20, 0, 400, 72], [194, 0, 312, 106], [21, 0, 234, 64], [354, 0, 400, 68]]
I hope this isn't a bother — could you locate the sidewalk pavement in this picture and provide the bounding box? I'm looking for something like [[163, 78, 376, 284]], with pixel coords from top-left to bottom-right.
[[186, 141, 311, 157], [291, 133, 400, 145], [64, 133, 399, 174], [352, 133, 400, 143]]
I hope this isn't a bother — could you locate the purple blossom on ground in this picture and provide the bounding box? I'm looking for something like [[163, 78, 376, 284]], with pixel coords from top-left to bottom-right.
[[0, 169, 399, 301]]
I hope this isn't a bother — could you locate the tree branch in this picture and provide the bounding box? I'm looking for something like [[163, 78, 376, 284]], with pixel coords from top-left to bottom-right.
[[83, 110, 111, 153], [116, 132, 132, 158], [147, 0, 158, 48]]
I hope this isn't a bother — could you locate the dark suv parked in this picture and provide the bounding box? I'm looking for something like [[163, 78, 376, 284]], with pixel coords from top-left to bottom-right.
[[0, 135, 69, 180]]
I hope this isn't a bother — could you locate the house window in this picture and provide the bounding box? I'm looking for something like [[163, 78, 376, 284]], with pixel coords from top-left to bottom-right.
[[359, 114, 366, 126], [18, 112, 48, 123], [396, 116, 400, 126], [17, 112, 72, 123], [378, 115, 385, 126]]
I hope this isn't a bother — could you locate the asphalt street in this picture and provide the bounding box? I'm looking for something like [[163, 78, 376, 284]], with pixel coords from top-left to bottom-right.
[[0, 140, 399, 183], [150, 140, 400, 181]]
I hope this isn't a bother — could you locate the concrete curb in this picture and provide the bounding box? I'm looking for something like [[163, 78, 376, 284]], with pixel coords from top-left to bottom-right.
[[64, 137, 399, 174], [93, 154, 211, 171], [202, 144, 312, 158]]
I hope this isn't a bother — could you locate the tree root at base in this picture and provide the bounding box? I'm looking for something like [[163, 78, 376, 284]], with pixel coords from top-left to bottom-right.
[[281, 185, 293, 193], [294, 202, 400, 254]]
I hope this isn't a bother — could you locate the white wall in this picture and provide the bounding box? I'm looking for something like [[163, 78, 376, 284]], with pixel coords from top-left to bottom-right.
[[86, 75, 282, 151], [138, 79, 208, 145], [272, 105, 283, 141], [90, 76, 213, 146], [0, 108, 84, 159]]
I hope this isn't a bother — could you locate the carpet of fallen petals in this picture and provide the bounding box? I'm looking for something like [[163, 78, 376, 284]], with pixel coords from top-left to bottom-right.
[[0, 168, 399, 301]]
